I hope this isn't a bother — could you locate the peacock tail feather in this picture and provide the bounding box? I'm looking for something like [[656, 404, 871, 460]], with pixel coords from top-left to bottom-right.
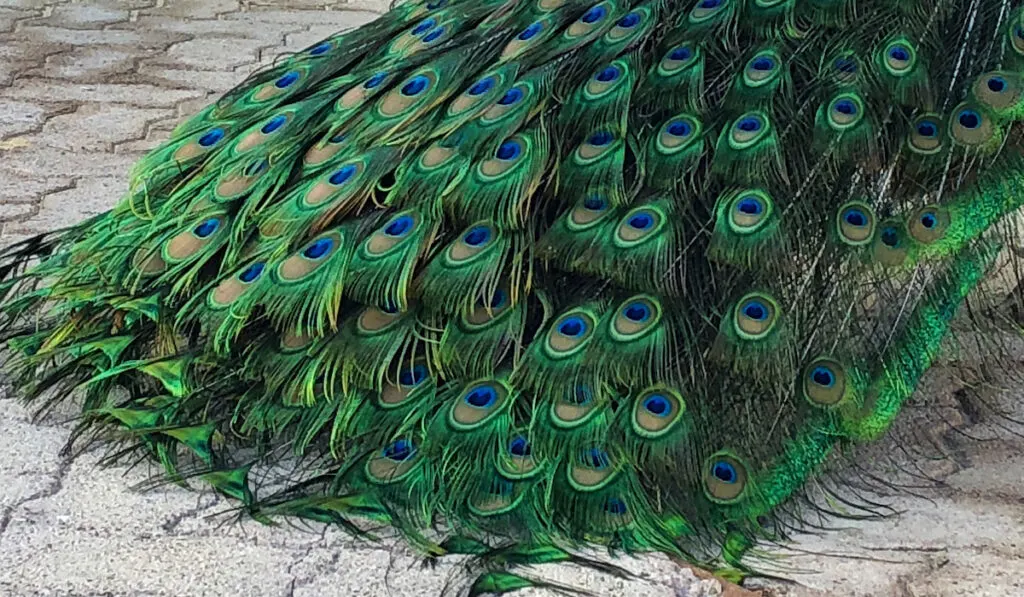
[[4, 0, 1024, 592]]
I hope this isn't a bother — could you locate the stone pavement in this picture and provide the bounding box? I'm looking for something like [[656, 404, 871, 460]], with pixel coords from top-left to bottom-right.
[[0, 2, 1022, 596]]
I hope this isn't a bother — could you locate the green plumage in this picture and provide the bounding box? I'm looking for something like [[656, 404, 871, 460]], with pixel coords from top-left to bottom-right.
[[3, 0, 1024, 594]]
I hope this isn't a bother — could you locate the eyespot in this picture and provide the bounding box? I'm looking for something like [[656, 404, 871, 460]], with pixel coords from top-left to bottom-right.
[[502, 17, 552, 61], [544, 309, 597, 359], [309, 41, 332, 55], [461, 284, 513, 329], [365, 72, 388, 89], [907, 205, 950, 244], [518, 21, 543, 40], [657, 114, 702, 154], [499, 88, 523, 105], [802, 357, 848, 406], [496, 139, 522, 160], [356, 304, 404, 336], [468, 476, 523, 517], [468, 77, 495, 96], [550, 385, 602, 429], [567, 195, 613, 230], [499, 431, 543, 479], [730, 112, 770, 149], [610, 295, 662, 342], [618, 12, 640, 28], [908, 114, 944, 155], [449, 380, 510, 430], [882, 40, 916, 76], [659, 43, 699, 75], [574, 130, 617, 165], [275, 70, 301, 89], [972, 71, 1022, 114], [632, 387, 685, 438], [727, 189, 774, 235], [832, 54, 859, 84], [569, 446, 618, 491], [948, 103, 997, 148], [690, 0, 728, 23], [1011, 23, 1024, 54], [872, 221, 908, 267], [445, 223, 498, 266], [193, 218, 220, 239], [585, 62, 626, 100], [733, 292, 779, 340], [366, 438, 422, 484], [361, 211, 421, 258], [198, 127, 225, 147], [743, 51, 780, 87], [478, 134, 529, 179], [826, 94, 864, 130], [835, 201, 876, 246], [239, 262, 265, 283], [261, 113, 288, 134], [614, 206, 666, 248], [581, 5, 607, 24], [703, 452, 748, 503], [422, 26, 446, 43], [401, 75, 430, 97], [275, 230, 344, 283], [330, 164, 357, 186], [412, 17, 436, 36]]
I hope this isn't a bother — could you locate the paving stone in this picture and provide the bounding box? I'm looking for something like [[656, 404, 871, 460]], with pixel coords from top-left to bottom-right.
[[138, 0, 240, 20], [24, 45, 142, 83], [32, 103, 174, 152], [1, 79, 205, 108], [29, 3, 130, 29]]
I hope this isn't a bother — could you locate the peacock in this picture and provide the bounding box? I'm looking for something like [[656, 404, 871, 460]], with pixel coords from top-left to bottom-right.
[[4, 0, 1024, 593]]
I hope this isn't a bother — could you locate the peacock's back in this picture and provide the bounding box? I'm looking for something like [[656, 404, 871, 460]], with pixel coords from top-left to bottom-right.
[[3, 0, 1024, 592]]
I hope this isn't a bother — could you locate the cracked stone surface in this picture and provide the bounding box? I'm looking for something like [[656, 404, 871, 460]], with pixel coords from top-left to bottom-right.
[[0, 2, 1022, 597]]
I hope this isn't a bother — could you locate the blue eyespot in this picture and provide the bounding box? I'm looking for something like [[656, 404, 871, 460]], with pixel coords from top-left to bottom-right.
[[468, 77, 495, 96], [843, 208, 867, 227], [582, 448, 610, 469], [518, 21, 543, 41], [834, 57, 857, 73], [558, 315, 587, 338], [669, 46, 692, 61], [889, 45, 910, 62], [329, 164, 357, 186], [736, 197, 763, 215], [239, 262, 265, 283], [309, 41, 332, 55], [463, 226, 491, 247], [426, 0, 447, 8], [700, 0, 722, 7], [958, 109, 981, 129], [261, 114, 287, 134], [880, 226, 900, 248], [712, 460, 737, 483], [605, 497, 628, 515], [920, 211, 937, 229], [596, 65, 620, 82], [588, 130, 613, 146], [245, 159, 268, 177], [1016, 25, 1024, 40], [412, 17, 436, 36], [737, 117, 761, 132], [811, 366, 835, 387], [380, 301, 400, 314], [834, 99, 857, 115], [751, 56, 774, 71], [916, 122, 938, 137], [569, 385, 593, 405], [509, 436, 531, 457], [465, 385, 498, 408], [628, 213, 653, 230], [643, 394, 671, 417], [485, 289, 507, 309], [383, 439, 415, 461], [423, 26, 446, 43], [198, 127, 225, 147], [581, 5, 607, 24], [193, 218, 220, 238], [365, 72, 388, 89], [583, 195, 607, 210], [399, 364, 428, 387], [303, 237, 334, 260], [401, 75, 430, 96], [987, 76, 1007, 92], [498, 87, 523, 105], [385, 214, 414, 237], [275, 70, 300, 89], [617, 12, 640, 28], [666, 120, 692, 137], [496, 139, 522, 160], [623, 301, 651, 323], [742, 300, 768, 321]]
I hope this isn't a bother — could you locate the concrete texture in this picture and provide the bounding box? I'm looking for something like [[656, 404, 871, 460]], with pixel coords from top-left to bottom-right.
[[0, 2, 1022, 596]]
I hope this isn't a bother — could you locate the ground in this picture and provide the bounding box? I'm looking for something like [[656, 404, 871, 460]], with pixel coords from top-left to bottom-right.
[[0, 2, 1022, 596]]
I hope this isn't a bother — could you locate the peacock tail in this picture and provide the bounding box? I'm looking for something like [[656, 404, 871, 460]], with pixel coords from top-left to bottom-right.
[[4, 0, 1024, 592]]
